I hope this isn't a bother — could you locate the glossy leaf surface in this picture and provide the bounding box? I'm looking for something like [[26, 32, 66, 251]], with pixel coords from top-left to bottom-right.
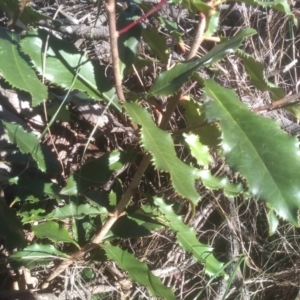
[[8, 177, 60, 204], [183, 133, 211, 167], [32, 221, 79, 248], [236, 50, 285, 100], [199, 170, 244, 198], [267, 210, 279, 236], [179, 99, 220, 148], [150, 28, 256, 96], [0, 0, 48, 26], [204, 79, 300, 225], [102, 243, 176, 299], [0, 27, 47, 106], [142, 28, 169, 65], [9, 244, 69, 269], [154, 197, 225, 277], [21, 29, 119, 109], [2, 121, 51, 173], [124, 102, 200, 204], [117, 4, 142, 79], [22, 202, 108, 223], [61, 150, 136, 195], [107, 211, 163, 240]]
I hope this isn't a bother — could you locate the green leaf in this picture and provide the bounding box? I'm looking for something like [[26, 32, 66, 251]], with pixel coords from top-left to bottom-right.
[[117, 4, 142, 79], [32, 221, 79, 248], [22, 202, 108, 223], [9, 244, 69, 269], [204, 11, 219, 38], [204, 79, 300, 226], [124, 102, 200, 204], [236, 50, 285, 100], [20, 207, 45, 220], [51, 202, 108, 220], [81, 268, 95, 281], [0, 201, 26, 252], [142, 28, 169, 65], [0, 27, 48, 106], [102, 243, 176, 299], [9, 177, 61, 202], [46, 100, 70, 121], [149, 28, 256, 96], [187, 0, 213, 14], [183, 133, 211, 167], [61, 150, 136, 195], [108, 212, 163, 240], [267, 210, 279, 236], [72, 215, 100, 245], [20, 29, 120, 110], [153, 197, 225, 277], [286, 105, 300, 121], [60, 174, 79, 196], [171, 30, 185, 52], [2, 121, 54, 173], [84, 189, 110, 208], [199, 170, 243, 198], [186, 0, 218, 21], [0, 0, 49, 26], [61, 154, 114, 195], [179, 99, 220, 148], [109, 190, 117, 207], [158, 16, 178, 33]]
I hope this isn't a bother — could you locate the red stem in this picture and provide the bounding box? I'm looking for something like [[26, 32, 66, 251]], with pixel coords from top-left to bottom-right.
[[117, 0, 167, 35]]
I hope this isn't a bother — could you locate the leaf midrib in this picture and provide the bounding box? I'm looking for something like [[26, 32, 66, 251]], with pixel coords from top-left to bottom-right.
[[208, 88, 288, 210]]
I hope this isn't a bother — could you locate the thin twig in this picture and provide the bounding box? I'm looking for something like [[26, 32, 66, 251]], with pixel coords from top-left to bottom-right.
[[203, 36, 220, 42], [252, 93, 300, 112], [106, 0, 125, 101], [186, 12, 206, 61]]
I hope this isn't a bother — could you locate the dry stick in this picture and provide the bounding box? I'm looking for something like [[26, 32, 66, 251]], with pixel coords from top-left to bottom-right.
[[106, 0, 125, 101], [41, 259, 73, 289], [203, 36, 220, 43], [252, 93, 300, 112], [186, 12, 206, 61]]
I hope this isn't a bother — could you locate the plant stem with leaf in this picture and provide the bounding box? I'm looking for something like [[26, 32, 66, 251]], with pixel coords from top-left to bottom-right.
[[41, 0, 181, 286]]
